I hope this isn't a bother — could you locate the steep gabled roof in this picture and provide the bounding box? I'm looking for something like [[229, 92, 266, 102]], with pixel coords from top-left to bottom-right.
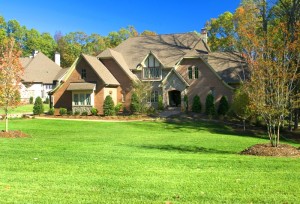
[[97, 32, 209, 69], [82, 54, 120, 85], [98, 49, 139, 81], [207, 52, 248, 83], [20, 52, 62, 84]]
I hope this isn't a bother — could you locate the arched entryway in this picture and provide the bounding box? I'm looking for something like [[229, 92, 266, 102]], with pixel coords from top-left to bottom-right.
[[168, 90, 181, 107]]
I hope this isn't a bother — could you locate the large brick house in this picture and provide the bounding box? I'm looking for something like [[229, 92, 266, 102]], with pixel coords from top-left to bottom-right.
[[50, 32, 246, 114]]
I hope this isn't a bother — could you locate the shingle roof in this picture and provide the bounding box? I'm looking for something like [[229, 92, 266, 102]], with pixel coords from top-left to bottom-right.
[[98, 32, 208, 69], [67, 82, 96, 91], [82, 54, 120, 86], [98, 49, 139, 81], [21, 52, 62, 84], [207, 52, 248, 83]]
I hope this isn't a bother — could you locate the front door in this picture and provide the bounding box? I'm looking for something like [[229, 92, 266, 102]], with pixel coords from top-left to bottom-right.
[[168, 90, 181, 107]]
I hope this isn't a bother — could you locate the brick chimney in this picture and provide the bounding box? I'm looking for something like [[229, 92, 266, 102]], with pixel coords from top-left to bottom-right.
[[201, 28, 208, 44]]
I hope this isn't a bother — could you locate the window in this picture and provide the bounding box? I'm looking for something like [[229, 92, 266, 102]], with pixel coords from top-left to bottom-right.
[[122, 93, 125, 102], [188, 67, 193, 79], [143, 54, 161, 79], [194, 67, 199, 79], [81, 69, 86, 79], [147, 91, 159, 103], [73, 92, 92, 106]]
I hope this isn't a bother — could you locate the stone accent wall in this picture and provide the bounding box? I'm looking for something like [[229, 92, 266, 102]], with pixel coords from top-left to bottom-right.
[[72, 106, 93, 114]]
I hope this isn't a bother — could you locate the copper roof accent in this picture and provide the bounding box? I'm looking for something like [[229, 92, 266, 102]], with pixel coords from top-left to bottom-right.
[[81, 54, 120, 85], [20, 52, 63, 84], [67, 82, 96, 91], [98, 32, 208, 69]]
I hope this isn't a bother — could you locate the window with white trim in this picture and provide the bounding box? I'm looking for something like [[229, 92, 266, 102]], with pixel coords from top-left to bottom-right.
[[147, 90, 159, 103], [73, 92, 92, 106], [143, 54, 161, 80]]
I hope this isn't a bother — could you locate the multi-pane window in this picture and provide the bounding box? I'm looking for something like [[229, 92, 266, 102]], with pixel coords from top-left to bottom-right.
[[147, 91, 159, 102], [81, 69, 86, 79], [194, 67, 199, 79], [188, 67, 193, 79], [143, 54, 161, 79], [73, 93, 91, 106]]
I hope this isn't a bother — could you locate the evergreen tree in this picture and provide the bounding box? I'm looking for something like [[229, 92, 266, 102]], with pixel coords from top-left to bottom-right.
[[33, 96, 44, 115], [205, 93, 216, 116], [192, 95, 202, 113], [103, 95, 115, 116], [217, 96, 229, 116], [130, 92, 140, 113]]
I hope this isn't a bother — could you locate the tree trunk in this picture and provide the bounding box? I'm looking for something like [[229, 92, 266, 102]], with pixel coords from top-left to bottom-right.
[[243, 119, 246, 131], [5, 115, 8, 132]]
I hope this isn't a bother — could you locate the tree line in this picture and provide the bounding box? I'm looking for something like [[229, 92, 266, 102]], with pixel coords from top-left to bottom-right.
[[207, 0, 300, 146], [0, 15, 157, 67]]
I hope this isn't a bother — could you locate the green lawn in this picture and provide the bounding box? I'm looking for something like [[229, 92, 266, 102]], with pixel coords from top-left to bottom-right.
[[0, 119, 299, 203], [0, 104, 50, 115]]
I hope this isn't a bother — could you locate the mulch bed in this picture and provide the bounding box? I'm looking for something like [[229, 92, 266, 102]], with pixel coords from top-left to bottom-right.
[[0, 130, 28, 138], [241, 143, 300, 157]]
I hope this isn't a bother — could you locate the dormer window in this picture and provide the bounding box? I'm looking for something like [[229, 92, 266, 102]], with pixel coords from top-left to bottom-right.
[[188, 66, 199, 79], [81, 69, 86, 79], [143, 54, 161, 80]]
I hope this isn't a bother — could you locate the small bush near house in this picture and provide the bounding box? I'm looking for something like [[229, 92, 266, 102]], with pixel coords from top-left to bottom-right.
[[48, 108, 54, 115], [33, 97, 44, 115], [81, 111, 88, 116], [91, 108, 98, 116], [217, 96, 229, 116], [59, 108, 67, 116], [130, 92, 140, 114], [147, 106, 156, 115], [103, 95, 115, 116], [205, 93, 216, 116], [67, 110, 73, 116], [192, 95, 202, 113], [157, 96, 164, 111], [29, 96, 34, 104], [115, 103, 123, 114], [74, 110, 80, 116]]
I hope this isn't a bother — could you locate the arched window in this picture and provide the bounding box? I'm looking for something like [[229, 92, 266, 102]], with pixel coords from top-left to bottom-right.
[[188, 67, 193, 79]]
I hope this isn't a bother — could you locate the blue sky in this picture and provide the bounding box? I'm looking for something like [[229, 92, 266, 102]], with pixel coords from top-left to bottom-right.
[[0, 0, 241, 36]]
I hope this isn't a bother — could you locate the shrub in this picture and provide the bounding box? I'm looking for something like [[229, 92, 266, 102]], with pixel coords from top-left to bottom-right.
[[103, 95, 115, 116], [81, 111, 88, 116], [29, 96, 34, 104], [48, 108, 54, 115], [44, 97, 49, 104], [147, 106, 156, 115], [91, 108, 98, 116], [218, 96, 229, 116], [67, 110, 73, 116], [130, 92, 140, 113], [33, 97, 44, 115], [74, 110, 80, 116], [115, 103, 123, 114], [205, 93, 216, 116], [158, 95, 164, 111], [192, 95, 202, 113], [59, 108, 67, 116]]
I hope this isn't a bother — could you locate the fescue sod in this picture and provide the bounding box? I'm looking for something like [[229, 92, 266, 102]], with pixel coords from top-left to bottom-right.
[[0, 119, 299, 203]]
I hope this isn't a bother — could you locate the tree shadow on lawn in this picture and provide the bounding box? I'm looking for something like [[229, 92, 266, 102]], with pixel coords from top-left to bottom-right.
[[162, 118, 300, 144], [139, 144, 235, 155]]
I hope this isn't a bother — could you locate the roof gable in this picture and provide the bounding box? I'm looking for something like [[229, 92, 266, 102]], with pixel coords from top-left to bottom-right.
[[21, 52, 62, 84]]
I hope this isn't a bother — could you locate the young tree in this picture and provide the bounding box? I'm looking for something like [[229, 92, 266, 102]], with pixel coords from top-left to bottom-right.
[[33, 96, 44, 115], [131, 81, 152, 114], [205, 93, 216, 116], [218, 96, 229, 116], [235, 1, 300, 146], [130, 92, 140, 114], [103, 95, 115, 116], [192, 95, 202, 113], [231, 88, 251, 131], [0, 37, 23, 132]]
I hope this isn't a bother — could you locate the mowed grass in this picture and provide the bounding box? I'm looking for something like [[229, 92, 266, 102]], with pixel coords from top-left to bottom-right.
[[0, 104, 50, 115], [0, 119, 299, 203]]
